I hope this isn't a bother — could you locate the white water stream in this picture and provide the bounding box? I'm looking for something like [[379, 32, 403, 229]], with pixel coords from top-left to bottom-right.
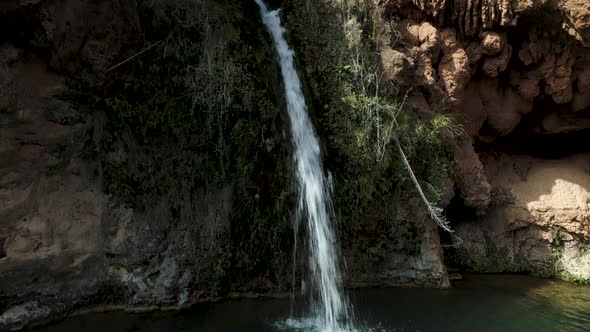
[[254, 1, 353, 331]]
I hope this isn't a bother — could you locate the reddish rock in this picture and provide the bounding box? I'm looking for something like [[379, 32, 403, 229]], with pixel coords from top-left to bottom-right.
[[481, 31, 505, 55], [438, 29, 471, 106], [559, 0, 590, 47], [418, 22, 441, 54], [482, 44, 512, 78], [460, 82, 486, 137], [381, 46, 415, 82], [454, 139, 491, 210]]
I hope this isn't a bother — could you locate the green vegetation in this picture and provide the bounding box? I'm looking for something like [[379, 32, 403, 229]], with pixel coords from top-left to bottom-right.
[[285, 0, 457, 247], [81, 0, 294, 292], [550, 228, 590, 284], [76, 0, 461, 291]]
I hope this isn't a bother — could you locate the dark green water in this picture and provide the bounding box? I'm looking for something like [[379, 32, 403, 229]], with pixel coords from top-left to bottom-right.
[[36, 275, 590, 332]]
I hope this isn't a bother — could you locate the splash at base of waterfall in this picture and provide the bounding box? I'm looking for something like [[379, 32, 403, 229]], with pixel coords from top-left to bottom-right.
[[274, 318, 359, 332]]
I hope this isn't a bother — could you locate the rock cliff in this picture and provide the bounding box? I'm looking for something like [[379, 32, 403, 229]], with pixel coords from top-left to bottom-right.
[[0, 0, 450, 329], [1, 0, 589, 329], [376, 0, 590, 282]]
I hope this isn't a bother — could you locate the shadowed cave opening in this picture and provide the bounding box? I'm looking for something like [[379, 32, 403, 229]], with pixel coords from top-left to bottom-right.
[[476, 126, 590, 159], [470, 3, 590, 160], [475, 87, 590, 159], [444, 103, 590, 266]]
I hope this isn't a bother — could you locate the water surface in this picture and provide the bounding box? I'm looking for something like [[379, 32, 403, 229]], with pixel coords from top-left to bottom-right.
[[37, 275, 590, 332]]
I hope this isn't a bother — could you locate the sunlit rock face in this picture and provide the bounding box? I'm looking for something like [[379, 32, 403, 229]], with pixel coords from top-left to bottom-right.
[[374, 0, 590, 282], [450, 154, 590, 281]]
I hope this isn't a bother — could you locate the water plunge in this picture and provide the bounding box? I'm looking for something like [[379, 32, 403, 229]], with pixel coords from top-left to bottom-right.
[[254, 1, 353, 331]]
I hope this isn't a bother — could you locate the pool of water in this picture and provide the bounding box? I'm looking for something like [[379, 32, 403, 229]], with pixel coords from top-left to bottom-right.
[[36, 274, 590, 332]]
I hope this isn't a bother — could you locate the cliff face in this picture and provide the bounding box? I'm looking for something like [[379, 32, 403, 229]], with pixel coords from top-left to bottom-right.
[[1, 0, 588, 329], [0, 0, 450, 329], [0, 0, 291, 328], [376, 0, 590, 281]]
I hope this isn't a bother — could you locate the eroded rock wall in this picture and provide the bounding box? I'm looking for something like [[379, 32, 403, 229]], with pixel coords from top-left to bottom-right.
[[376, 0, 590, 281], [0, 0, 281, 329], [1, 0, 453, 329], [451, 154, 590, 280]]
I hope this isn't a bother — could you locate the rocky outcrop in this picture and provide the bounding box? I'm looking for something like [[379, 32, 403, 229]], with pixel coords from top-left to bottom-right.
[[0, 41, 237, 329], [1, 0, 455, 329], [41, 0, 141, 82], [380, 0, 590, 282], [559, 0, 590, 47], [453, 139, 491, 211], [344, 197, 450, 288], [382, 0, 590, 140], [451, 154, 590, 281], [0, 46, 106, 328], [285, 0, 451, 292], [0, 1, 255, 329], [0, 0, 140, 83], [1, 0, 588, 328], [381, 46, 415, 83], [385, 0, 588, 41]]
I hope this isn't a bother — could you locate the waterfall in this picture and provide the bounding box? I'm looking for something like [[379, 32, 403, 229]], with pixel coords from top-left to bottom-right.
[[254, 1, 353, 331]]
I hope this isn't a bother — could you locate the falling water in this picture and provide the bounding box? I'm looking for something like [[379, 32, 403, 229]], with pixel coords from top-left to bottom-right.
[[254, 1, 352, 331]]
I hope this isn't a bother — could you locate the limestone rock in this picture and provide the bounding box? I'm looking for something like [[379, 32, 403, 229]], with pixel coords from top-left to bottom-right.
[[510, 71, 542, 101], [438, 29, 471, 106], [381, 47, 415, 82], [561, 240, 590, 281], [405, 23, 421, 43], [509, 155, 590, 238], [411, 0, 446, 17], [460, 81, 486, 136], [573, 61, 590, 111], [38, 0, 141, 83], [454, 139, 491, 210], [408, 93, 433, 117], [383, 0, 590, 285], [558, 0, 590, 47], [572, 92, 590, 112], [481, 31, 505, 55], [479, 80, 530, 136], [0, 302, 52, 329], [344, 197, 450, 288], [518, 36, 552, 66], [418, 22, 441, 56], [541, 52, 575, 104], [482, 44, 512, 78], [439, 172, 456, 207], [464, 41, 484, 65], [452, 0, 538, 36], [541, 112, 590, 133], [0, 44, 20, 64], [454, 154, 590, 282], [411, 47, 432, 84]]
